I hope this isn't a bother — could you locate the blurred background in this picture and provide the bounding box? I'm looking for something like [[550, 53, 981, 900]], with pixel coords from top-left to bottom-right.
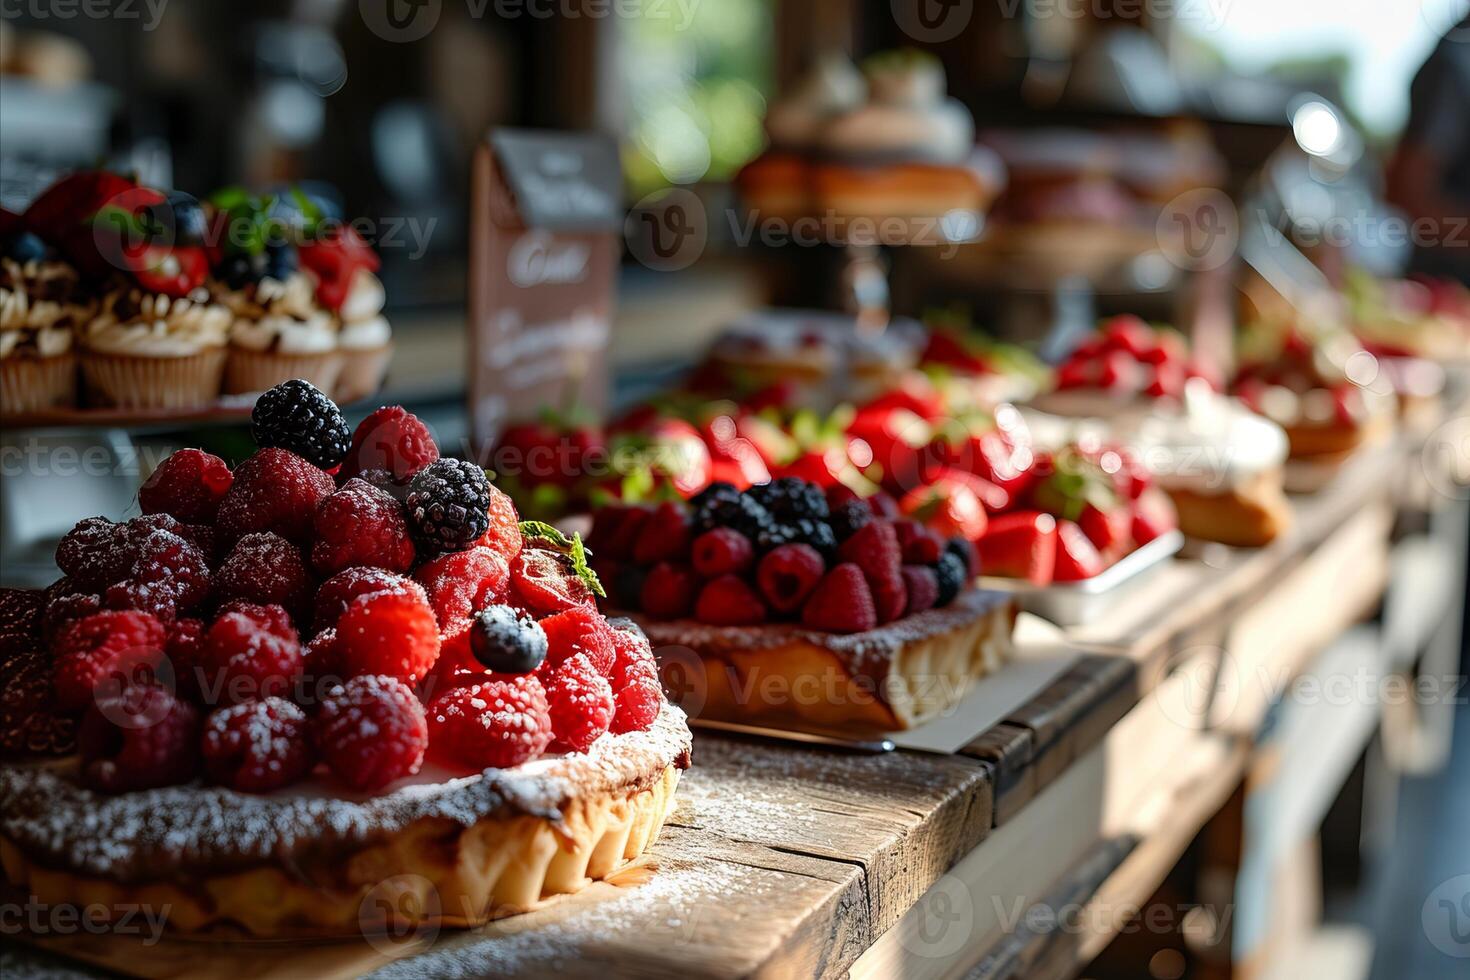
[[1, 2, 1467, 978]]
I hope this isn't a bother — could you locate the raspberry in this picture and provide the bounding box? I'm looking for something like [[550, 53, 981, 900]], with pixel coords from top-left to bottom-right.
[[42, 588, 102, 644], [469, 605, 547, 674], [867, 492, 901, 520], [632, 501, 692, 565], [896, 520, 944, 565], [755, 544, 825, 614], [691, 528, 755, 578], [608, 625, 657, 689], [201, 608, 303, 704], [406, 458, 492, 554], [310, 478, 416, 575], [139, 449, 234, 524], [837, 520, 906, 623], [341, 405, 439, 482], [901, 565, 939, 616], [934, 552, 966, 607], [544, 653, 614, 753], [314, 675, 427, 791], [304, 627, 341, 688], [103, 579, 178, 623], [165, 617, 207, 701], [416, 547, 510, 632], [215, 532, 314, 619], [611, 673, 662, 734], [427, 674, 552, 770], [0, 588, 44, 638], [314, 568, 425, 635], [56, 517, 130, 590], [510, 547, 595, 616], [214, 601, 295, 639], [468, 484, 522, 563], [201, 697, 313, 793], [538, 606, 615, 675], [250, 379, 351, 470], [588, 505, 647, 561], [638, 562, 697, 620], [695, 575, 768, 626], [52, 610, 167, 712], [801, 563, 877, 633], [78, 682, 200, 793], [128, 528, 211, 610], [1, 648, 76, 759], [334, 589, 440, 684], [216, 448, 335, 545]]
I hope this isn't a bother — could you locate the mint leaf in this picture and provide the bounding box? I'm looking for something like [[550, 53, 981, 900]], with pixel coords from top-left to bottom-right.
[[518, 520, 572, 548], [568, 533, 606, 598]]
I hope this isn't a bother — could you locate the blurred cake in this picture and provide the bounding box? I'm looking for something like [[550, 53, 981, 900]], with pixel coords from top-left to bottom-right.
[[0, 240, 90, 414]]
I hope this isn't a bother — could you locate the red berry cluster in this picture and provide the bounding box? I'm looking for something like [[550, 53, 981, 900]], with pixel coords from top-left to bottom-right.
[[1053, 315, 1218, 399], [8, 385, 667, 797], [589, 478, 976, 634]]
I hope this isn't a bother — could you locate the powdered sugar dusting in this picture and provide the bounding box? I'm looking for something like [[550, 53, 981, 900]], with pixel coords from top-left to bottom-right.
[[0, 704, 690, 881]]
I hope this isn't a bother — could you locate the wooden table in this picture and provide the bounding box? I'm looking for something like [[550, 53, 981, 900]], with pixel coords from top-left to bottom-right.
[[6, 435, 1416, 980]]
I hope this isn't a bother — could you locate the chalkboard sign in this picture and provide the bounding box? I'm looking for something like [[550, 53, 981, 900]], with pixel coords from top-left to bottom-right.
[[468, 129, 622, 457]]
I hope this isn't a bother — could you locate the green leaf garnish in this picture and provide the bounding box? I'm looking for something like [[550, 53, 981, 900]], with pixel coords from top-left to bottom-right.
[[518, 520, 572, 548], [568, 533, 606, 598]]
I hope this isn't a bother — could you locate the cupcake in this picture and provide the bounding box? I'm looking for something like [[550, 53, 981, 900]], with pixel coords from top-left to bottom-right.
[[333, 267, 392, 402], [217, 270, 343, 395], [0, 250, 90, 414], [79, 285, 230, 410]]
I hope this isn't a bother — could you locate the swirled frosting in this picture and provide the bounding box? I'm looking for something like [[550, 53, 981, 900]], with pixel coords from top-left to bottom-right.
[[222, 272, 338, 354], [820, 52, 973, 163], [765, 54, 867, 150], [84, 287, 230, 358], [0, 258, 90, 359], [336, 268, 392, 351]]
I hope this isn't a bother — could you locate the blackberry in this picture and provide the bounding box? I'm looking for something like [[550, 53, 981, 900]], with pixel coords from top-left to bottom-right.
[[406, 458, 492, 554], [694, 492, 773, 540], [689, 481, 741, 511], [749, 478, 829, 522], [945, 537, 979, 578], [250, 380, 350, 469], [756, 518, 836, 558], [934, 553, 966, 607], [828, 499, 873, 541], [469, 604, 548, 674]]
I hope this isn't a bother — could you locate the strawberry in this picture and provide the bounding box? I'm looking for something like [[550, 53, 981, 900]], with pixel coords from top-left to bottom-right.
[[120, 242, 209, 297], [979, 511, 1057, 585], [1097, 349, 1143, 391], [1100, 315, 1153, 358], [1144, 361, 1186, 399], [298, 225, 380, 311], [1131, 488, 1177, 546], [1053, 520, 1105, 582], [899, 470, 993, 542], [1078, 503, 1131, 558]]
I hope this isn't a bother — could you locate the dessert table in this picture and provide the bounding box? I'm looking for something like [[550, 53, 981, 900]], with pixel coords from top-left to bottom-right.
[[9, 402, 1451, 980]]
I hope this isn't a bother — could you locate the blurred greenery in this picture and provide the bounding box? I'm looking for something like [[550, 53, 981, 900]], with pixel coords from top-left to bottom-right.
[[620, 0, 773, 197]]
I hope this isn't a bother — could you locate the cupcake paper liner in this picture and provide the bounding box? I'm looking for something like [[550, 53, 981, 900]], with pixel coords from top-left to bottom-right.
[[335, 344, 393, 404], [80, 349, 227, 410], [1, 352, 78, 415], [223, 347, 344, 396]]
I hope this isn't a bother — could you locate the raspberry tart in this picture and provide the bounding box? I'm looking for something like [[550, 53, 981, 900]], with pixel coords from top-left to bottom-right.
[[589, 478, 1015, 735], [0, 382, 690, 939]]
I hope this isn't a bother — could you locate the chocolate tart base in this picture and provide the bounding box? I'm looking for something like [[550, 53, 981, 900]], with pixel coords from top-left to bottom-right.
[[640, 589, 1016, 735], [0, 704, 691, 939]]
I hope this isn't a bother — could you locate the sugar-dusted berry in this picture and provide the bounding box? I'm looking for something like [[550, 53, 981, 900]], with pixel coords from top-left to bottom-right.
[[314, 674, 427, 792], [201, 697, 313, 793], [78, 682, 200, 793], [216, 447, 335, 545], [544, 653, 614, 753], [427, 674, 553, 770], [139, 449, 234, 524], [311, 478, 415, 575], [333, 589, 440, 684]]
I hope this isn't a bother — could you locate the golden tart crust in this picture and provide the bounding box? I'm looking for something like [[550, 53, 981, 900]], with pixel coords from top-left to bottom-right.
[[0, 704, 691, 938]]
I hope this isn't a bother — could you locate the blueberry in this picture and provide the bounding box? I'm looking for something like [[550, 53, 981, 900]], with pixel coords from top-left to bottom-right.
[[264, 242, 298, 281], [5, 231, 47, 264], [218, 251, 267, 289], [165, 191, 209, 246], [470, 604, 548, 674]]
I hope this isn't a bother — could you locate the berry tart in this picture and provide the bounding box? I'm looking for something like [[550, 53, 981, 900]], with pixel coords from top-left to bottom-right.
[[0, 382, 690, 939], [1033, 317, 1292, 547], [589, 478, 1015, 735]]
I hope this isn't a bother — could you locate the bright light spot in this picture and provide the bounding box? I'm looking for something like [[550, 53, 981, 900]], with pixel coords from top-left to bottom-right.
[[1293, 101, 1344, 157], [1345, 350, 1380, 387]]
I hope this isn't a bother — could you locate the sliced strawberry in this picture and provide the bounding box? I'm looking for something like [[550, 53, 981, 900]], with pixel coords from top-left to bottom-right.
[[121, 243, 209, 297], [979, 511, 1056, 584], [899, 469, 996, 542], [1053, 520, 1106, 582], [1130, 488, 1176, 546]]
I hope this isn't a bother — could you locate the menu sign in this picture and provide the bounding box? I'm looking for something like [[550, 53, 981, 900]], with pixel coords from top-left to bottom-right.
[[468, 129, 622, 456]]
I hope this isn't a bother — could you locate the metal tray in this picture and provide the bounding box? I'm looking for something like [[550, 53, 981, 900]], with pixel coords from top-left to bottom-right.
[[977, 530, 1184, 627]]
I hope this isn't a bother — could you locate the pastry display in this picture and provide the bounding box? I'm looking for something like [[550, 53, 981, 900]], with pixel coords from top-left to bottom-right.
[[0, 170, 393, 417], [588, 477, 1015, 733], [736, 50, 1002, 232], [1027, 316, 1291, 547], [0, 381, 689, 938], [918, 309, 1049, 408], [1232, 321, 1395, 464], [0, 228, 91, 414]]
